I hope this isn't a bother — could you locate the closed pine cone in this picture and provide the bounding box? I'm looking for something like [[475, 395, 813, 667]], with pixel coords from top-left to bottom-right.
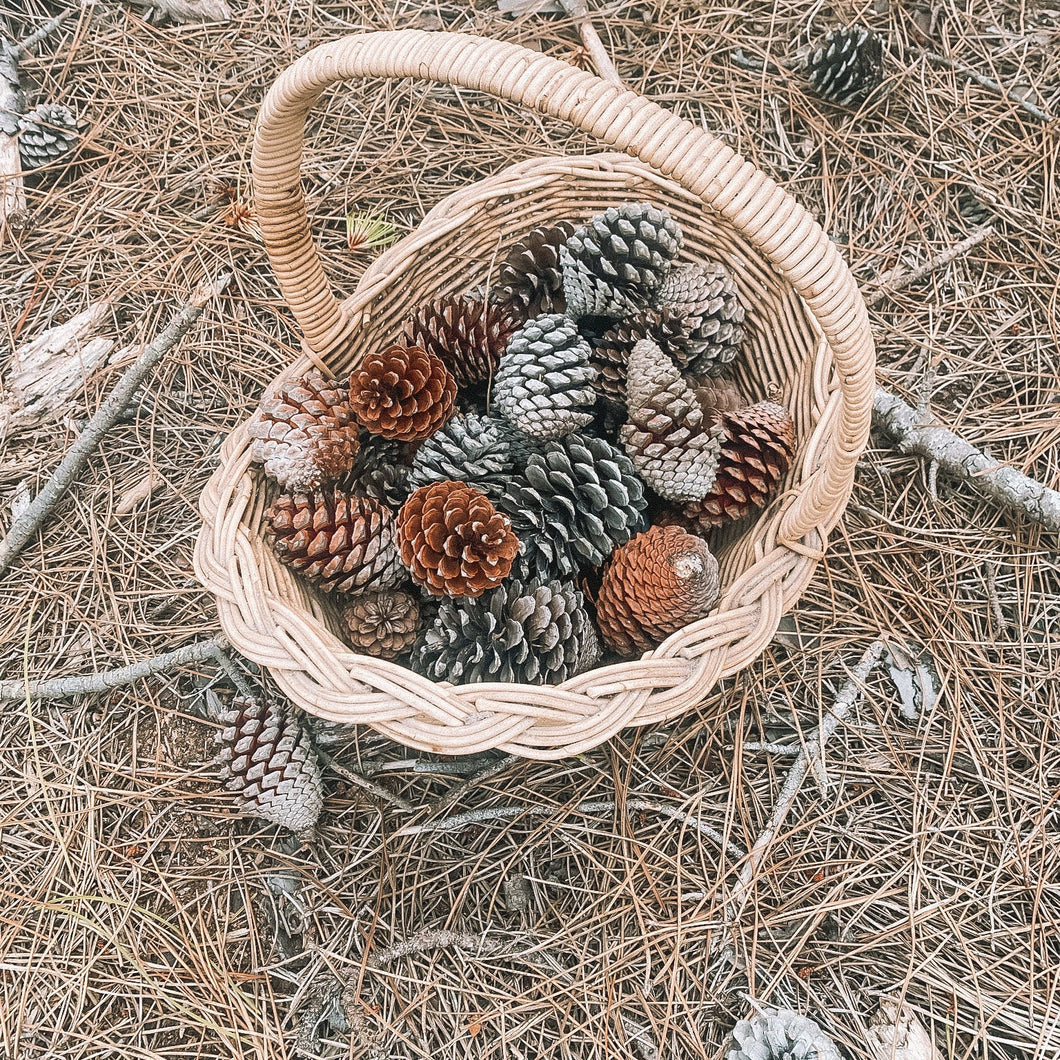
[[266, 488, 405, 594], [350, 344, 456, 441], [802, 25, 885, 107], [596, 525, 720, 655], [404, 296, 519, 389], [684, 400, 796, 529], [494, 220, 577, 316], [693, 377, 747, 422], [398, 480, 520, 597], [342, 589, 421, 659], [248, 371, 359, 492], [589, 309, 693, 405]]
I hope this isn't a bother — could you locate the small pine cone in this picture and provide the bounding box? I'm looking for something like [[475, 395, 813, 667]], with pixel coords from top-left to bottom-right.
[[684, 401, 796, 529], [414, 578, 601, 685], [595, 525, 720, 655], [561, 203, 683, 320], [802, 25, 885, 107], [18, 103, 80, 170], [266, 488, 405, 594], [491, 314, 597, 440], [693, 377, 747, 423], [216, 693, 324, 835], [350, 344, 456, 442], [342, 589, 421, 659], [620, 339, 722, 503], [726, 1008, 842, 1060], [654, 262, 746, 377], [494, 220, 577, 316], [249, 371, 360, 492], [346, 435, 415, 509], [497, 433, 647, 568], [404, 296, 519, 389], [397, 481, 520, 597], [589, 309, 694, 405]]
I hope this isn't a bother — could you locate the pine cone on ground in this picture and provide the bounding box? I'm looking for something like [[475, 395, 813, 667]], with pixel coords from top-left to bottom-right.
[[494, 220, 577, 316], [350, 344, 456, 442], [249, 371, 359, 492], [589, 309, 694, 405], [18, 103, 80, 170], [397, 481, 519, 597], [726, 1008, 842, 1060], [266, 488, 405, 594], [404, 296, 519, 389], [561, 202, 683, 319], [802, 25, 885, 107], [491, 314, 597, 440], [414, 578, 600, 685], [342, 589, 421, 659], [683, 400, 796, 529], [216, 692, 324, 835], [595, 525, 720, 655], [345, 435, 416, 509], [619, 339, 722, 503]]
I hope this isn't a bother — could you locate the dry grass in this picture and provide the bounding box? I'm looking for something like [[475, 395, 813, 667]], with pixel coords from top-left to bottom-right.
[[1, 0, 1059, 1056]]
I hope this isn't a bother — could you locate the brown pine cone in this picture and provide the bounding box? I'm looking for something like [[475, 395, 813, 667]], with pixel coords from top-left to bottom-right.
[[350, 344, 456, 442], [342, 589, 421, 659], [397, 480, 519, 597], [494, 220, 577, 316], [403, 296, 519, 389], [683, 400, 796, 529], [595, 524, 720, 655], [692, 377, 746, 423], [589, 308, 693, 405], [248, 371, 359, 492], [266, 488, 405, 594]]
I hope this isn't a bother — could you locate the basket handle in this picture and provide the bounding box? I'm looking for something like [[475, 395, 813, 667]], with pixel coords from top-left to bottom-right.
[[251, 30, 874, 545]]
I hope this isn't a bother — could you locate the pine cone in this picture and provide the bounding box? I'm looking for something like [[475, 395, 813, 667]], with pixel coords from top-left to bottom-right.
[[216, 693, 324, 835], [350, 344, 456, 442], [683, 401, 796, 529], [249, 371, 360, 492], [491, 314, 597, 440], [497, 433, 647, 568], [619, 339, 722, 503], [266, 488, 405, 594], [726, 1008, 842, 1060], [494, 220, 577, 316], [595, 525, 720, 655], [397, 481, 520, 597], [561, 203, 683, 319], [654, 262, 745, 377], [589, 309, 694, 405], [404, 296, 519, 389], [342, 589, 421, 659], [345, 435, 415, 509], [18, 103, 80, 170], [693, 377, 747, 422], [802, 25, 885, 107], [414, 578, 601, 685]]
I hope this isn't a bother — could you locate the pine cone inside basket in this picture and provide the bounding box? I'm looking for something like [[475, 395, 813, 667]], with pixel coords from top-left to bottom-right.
[[18, 103, 80, 170], [725, 1008, 842, 1060], [684, 400, 796, 529], [589, 309, 694, 405], [350, 343, 456, 441], [266, 488, 405, 594], [595, 524, 720, 655], [802, 25, 885, 107], [249, 371, 360, 492], [345, 435, 416, 509], [397, 480, 520, 597], [494, 220, 577, 316], [342, 588, 421, 659]]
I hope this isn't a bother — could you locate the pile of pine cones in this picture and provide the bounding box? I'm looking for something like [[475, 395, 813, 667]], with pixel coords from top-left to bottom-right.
[[248, 202, 796, 686]]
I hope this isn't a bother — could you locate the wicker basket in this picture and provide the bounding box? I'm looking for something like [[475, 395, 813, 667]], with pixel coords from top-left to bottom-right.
[[194, 31, 875, 760]]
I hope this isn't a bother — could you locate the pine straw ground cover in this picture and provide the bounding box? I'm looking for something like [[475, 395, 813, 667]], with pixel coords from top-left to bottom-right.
[[0, 0, 1058, 1057]]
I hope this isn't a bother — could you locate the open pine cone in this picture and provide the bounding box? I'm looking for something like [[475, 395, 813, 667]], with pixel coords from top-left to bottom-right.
[[494, 220, 577, 316], [342, 589, 421, 659], [801, 25, 885, 107]]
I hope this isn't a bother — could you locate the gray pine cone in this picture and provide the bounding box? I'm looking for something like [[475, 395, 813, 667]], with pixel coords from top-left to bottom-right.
[[802, 25, 885, 107], [561, 202, 683, 320], [491, 314, 597, 441], [345, 435, 415, 509], [216, 693, 324, 836], [18, 103, 80, 170], [726, 1008, 842, 1060], [414, 578, 601, 685]]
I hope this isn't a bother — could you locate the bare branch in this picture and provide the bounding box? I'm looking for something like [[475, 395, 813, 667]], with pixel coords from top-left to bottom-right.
[[918, 48, 1053, 124], [316, 749, 416, 813]]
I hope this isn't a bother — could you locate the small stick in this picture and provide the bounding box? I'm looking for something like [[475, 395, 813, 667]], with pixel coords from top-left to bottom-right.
[[316, 748, 415, 813], [433, 753, 520, 811], [368, 928, 506, 968], [918, 48, 1053, 124], [0, 273, 231, 575], [558, 0, 622, 86]]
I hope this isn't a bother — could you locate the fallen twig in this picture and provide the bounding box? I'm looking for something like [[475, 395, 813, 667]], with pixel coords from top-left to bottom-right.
[[0, 273, 231, 576], [316, 748, 416, 813], [432, 753, 520, 811], [558, 0, 622, 85]]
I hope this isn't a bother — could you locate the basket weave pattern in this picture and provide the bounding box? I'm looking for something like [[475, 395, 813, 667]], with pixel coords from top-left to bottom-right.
[[194, 31, 875, 759]]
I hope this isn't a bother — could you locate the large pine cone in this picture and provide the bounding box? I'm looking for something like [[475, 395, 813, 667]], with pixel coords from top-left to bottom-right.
[[491, 314, 597, 440], [726, 1008, 842, 1060], [397, 481, 520, 597], [350, 344, 456, 442], [342, 589, 421, 659], [414, 578, 600, 685], [561, 203, 683, 320], [216, 692, 324, 835], [619, 339, 722, 503], [266, 488, 405, 594], [588, 309, 693, 405], [802, 25, 885, 107], [18, 103, 80, 170], [684, 400, 796, 528], [494, 220, 577, 316], [595, 525, 720, 655], [249, 371, 360, 492], [404, 296, 519, 389]]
